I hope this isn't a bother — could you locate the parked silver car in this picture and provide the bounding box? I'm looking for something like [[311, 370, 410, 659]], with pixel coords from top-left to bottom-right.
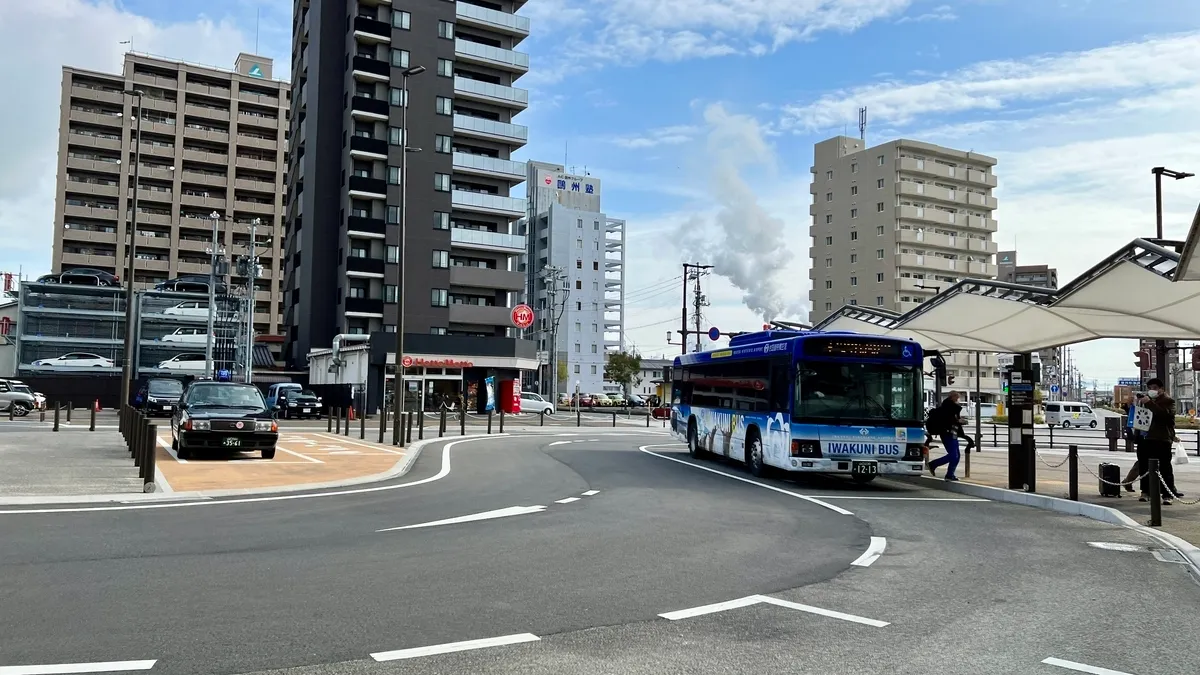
[[0, 379, 37, 416]]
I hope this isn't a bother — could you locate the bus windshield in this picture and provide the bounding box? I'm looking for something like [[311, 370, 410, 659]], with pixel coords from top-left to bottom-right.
[[795, 361, 922, 424]]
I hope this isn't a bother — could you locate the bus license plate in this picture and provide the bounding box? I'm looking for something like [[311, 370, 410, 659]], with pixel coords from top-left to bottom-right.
[[222, 437, 241, 447], [852, 461, 878, 476]]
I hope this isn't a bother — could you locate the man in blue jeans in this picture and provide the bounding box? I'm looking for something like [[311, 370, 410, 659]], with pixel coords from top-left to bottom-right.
[[928, 391, 965, 481]]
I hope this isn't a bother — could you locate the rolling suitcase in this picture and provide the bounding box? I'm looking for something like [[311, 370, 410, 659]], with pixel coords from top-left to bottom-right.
[[1099, 462, 1122, 498]]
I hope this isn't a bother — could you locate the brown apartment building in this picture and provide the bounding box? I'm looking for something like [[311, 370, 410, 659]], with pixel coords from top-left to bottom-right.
[[52, 51, 289, 336]]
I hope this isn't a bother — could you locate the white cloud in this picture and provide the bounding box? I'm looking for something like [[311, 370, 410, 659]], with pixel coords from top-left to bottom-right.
[[0, 0, 254, 276], [609, 125, 700, 149], [896, 4, 957, 22]]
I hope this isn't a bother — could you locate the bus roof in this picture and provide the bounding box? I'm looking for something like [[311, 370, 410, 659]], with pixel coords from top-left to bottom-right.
[[673, 330, 923, 368]]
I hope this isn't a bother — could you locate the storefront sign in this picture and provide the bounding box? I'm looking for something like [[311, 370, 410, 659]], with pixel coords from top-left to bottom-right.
[[401, 356, 474, 369], [511, 304, 535, 329]]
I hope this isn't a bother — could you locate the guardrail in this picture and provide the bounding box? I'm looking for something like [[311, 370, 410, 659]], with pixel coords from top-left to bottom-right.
[[117, 405, 157, 493]]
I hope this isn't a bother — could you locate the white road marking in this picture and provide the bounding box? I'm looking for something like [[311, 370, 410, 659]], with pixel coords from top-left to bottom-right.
[[371, 633, 540, 662], [581, 490, 600, 496], [0, 435, 515, 515], [660, 594, 888, 627], [1042, 657, 1134, 674], [547, 441, 572, 447], [806, 496, 989, 502], [311, 433, 406, 455], [850, 537, 887, 567], [156, 436, 186, 464], [638, 445, 853, 516], [328, 450, 361, 455], [376, 505, 546, 532], [0, 660, 157, 674], [1087, 542, 1146, 552], [554, 497, 579, 504], [277, 447, 324, 464]]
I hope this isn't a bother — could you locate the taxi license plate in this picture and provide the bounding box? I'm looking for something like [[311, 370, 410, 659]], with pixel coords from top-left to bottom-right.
[[302, 408, 311, 414], [852, 461, 878, 476], [162, 405, 172, 411], [222, 437, 241, 447]]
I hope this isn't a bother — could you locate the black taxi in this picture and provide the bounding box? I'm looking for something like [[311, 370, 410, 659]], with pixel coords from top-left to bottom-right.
[[170, 381, 279, 460]]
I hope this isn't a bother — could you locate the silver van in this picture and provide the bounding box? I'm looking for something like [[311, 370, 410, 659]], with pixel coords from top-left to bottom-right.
[[1044, 401, 1098, 428]]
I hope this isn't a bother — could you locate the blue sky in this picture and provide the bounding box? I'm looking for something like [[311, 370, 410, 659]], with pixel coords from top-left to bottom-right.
[[3, 0, 1200, 384]]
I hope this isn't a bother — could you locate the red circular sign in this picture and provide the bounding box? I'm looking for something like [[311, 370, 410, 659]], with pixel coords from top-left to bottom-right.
[[511, 304, 535, 329], [400, 355, 413, 368], [543, 175, 553, 186]]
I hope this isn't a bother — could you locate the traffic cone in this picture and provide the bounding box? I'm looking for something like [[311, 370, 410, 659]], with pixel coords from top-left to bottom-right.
[[348, 406, 355, 421]]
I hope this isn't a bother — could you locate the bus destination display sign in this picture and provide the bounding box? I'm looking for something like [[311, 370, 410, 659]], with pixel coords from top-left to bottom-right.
[[803, 338, 913, 360]]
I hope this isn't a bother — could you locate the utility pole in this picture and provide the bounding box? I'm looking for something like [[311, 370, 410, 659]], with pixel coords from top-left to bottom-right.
[[692, 270, 708, 352], [119, 89, 144, 407], [541, 265, 568, 403], [205, 211, 223, 378], [240, 218, 261, 383], [679, 263, 712, 353]]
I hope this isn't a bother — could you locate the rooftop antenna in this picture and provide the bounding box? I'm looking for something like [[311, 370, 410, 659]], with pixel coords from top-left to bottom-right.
[[119, 38, 132, 53], [255, 7, 261, 54], [858, 106, 867, 142]]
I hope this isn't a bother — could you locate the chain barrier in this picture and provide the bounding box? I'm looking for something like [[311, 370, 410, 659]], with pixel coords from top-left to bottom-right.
[[1033, 447, 1070, 469], [1157, 472, 1200, 505]]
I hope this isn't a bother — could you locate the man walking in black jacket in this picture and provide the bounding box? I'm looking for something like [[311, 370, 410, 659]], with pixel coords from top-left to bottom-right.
[[928, 391, 965, 481]]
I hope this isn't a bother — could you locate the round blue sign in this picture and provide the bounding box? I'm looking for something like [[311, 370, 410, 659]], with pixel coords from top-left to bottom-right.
[[708, 327, 720, 341], [1050, 384, 1060, 393]]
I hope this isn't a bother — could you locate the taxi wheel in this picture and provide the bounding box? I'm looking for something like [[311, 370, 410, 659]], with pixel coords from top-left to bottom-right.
[[176, 444, 192, 460], [262, 446, 276, 460]]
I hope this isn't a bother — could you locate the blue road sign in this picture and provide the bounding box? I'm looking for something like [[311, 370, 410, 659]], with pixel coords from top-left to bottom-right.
[[708, 326, 720, 341], [1050, 384, 1060, 393]]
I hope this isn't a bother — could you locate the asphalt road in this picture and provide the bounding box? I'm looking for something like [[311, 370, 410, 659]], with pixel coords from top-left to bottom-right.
[[0, 429, 1196, 675]]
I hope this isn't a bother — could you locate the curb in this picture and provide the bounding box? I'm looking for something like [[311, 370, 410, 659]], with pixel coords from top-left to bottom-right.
[[917, 475, 1200, 582]]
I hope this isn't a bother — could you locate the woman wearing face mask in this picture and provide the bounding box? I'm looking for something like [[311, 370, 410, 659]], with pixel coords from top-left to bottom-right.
[[1138, 378, 1179, 505]]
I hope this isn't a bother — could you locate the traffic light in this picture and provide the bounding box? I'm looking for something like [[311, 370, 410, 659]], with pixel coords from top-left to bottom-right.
[[1135, 350, 1150, 370], [947, 376, 956, 386]]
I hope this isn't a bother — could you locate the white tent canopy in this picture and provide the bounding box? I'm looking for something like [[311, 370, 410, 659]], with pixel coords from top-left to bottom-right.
[[814, 207, 1200, 353]]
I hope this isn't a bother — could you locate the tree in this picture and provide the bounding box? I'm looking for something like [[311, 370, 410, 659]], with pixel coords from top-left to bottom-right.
[[557, 360, 569, 388], [604, 351, 642, 393]]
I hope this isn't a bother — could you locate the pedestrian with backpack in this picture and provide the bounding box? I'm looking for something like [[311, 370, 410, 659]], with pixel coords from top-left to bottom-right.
[[927, 391, 965, 481]]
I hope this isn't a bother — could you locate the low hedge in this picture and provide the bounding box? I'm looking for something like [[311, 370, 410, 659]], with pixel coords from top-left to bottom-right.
[[989, 415, 1045, 425]]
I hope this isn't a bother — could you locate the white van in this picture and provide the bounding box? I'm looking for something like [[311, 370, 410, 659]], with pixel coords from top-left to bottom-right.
[[1044, 401, 1098, 428]]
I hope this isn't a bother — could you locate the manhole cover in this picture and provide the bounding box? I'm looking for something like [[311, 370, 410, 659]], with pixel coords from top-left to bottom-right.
[[1087, 542, 1146, 552]]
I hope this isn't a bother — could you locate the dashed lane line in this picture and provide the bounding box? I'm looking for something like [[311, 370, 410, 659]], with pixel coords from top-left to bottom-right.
[[0, 659, 157, 674], [850, 537, 887, 567], [371, 633, 541, 662], [1042, 657, 1135, 674]]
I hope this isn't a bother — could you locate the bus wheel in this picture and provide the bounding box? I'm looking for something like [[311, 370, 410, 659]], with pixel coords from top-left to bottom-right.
[[852, 473, 877, 484], [688, 421, 704, 459], [746, 434, 766, 477]]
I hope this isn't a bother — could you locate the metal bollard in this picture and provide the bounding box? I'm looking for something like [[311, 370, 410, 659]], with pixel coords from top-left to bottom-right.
[[360, 407, 366, 440], [53, 403, 60, 432], [487, 410, 493, 434], [335, 408, 342, 434], [399, 412, 407, 448], [459, 409, 466, 436], [40, 407, 45, 422], [406, 411, 414, 444], [418, 409, 424, 440], [439, 407, 447, 438], [344, 406, 350, 437], [646, 413, 650, 427], [8, 402, 12, 421], [90, 405, 96, 432], [992, 423, 997, 447], [1068, 444, 1078, 502], [499, 408, 504, 434], [132, 414, 143, 464], [378, 403, 388, 444], [612, 412, 616, 427], [540, 409, 546, 427], [1048, 424, 1054, 449], [142, 423, 157, 492], [327, 408, 333, 432], [1148, 458, 1162, 526], [66, 404, 72, 423], [577, 406, 581, 427]]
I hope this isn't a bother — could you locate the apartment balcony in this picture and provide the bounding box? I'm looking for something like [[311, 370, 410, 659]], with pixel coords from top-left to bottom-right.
[[61, 252, 118, 267], [234, 199, 276, 215], [897, 254, 996, 278], [64, 180, 119, 198], [176, 261, 211, 275], [353, 15, 391, 43], [62, 228, 118, 245], [347, 215, 386, 238], [182, 170, 229, 188], [183, 148, 229, 165], [133, 258, 171, 273], [69, 110, 124, 129], [183, 126, 229, 144], [352, 55, 390, 82], [65, 156, 121, 174], [449, 265, 525, 291], [235, 156, 277, 172], [348, 175, 387, 198], [454, 39, 529, 74], [895, 277, 936, 294], [63, 204, 119, 221], [68, 131, 122, 151], [184, 103, 230, 121], [898, 156, 999, 189], [176, 238, 210, 253], [897, 181, 997, 212], [236, 134, 278, 151], [184, 81, 231, 99], [135, 211, 174, 226], [345, 297, 385, 316], [136, 141, 176, 160], [234, 177, 275, 193], [349, 135, 388, 160], [138, 165, 176, 181], [452, 76, 528, 110], [449, 226, 526, 253], [238, 109, 279, 129], [345, 256, 385, 277], [452, 114, 528, 144], [897, 228, 985, 254], [137, 119, 178, 137], [71, 84, 124, 105], [238, 89, 280, 107], [133, 73, 180, 90], [451, 191, 526, 218], [455, 1, 530, 41], [180, 193, 226, 210], [350, 95, 389, 120], [451, 152, 525, 182], [966, 237, 998, 254], [448, 303, 514, 326]]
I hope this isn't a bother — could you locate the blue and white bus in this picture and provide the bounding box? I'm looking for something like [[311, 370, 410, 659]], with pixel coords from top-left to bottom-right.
[[670, 330, 928, 482]]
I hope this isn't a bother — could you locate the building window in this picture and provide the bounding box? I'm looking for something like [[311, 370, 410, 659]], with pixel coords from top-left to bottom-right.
[[390, 49, 409, 68], [387, 166, 400, 184], [431, 289, 448, 307], [592, 281, 598, 291], [877, 178, 885, 189], [824, 302, 832, 311], [576, 302, 582, 310], [824, 236, 833, 245], [384, 324, 397, 333], [850, 231, 858, 241], [850, 208, 858, 218], [592, 261, 599, 271], [388, 127, 405, 146], [590, 365, 597, 374], [576, 259, 582, 269], [849, 299, 858, 306], [826, 170, 833, 180], [574, 344, 581, 353], [594, 220, 600, 230], [877, 249, 885, 259], [386, 206, 399, 224], [432, 250, 449, 268], [435, 97, 452, 115], [431, 327, 447, 335], [434, 173, 450, 191], [392, 10, 410, 29], [385, 285, 398, 302], [386, 245, 399, 263], [577, 218, 583, 228], [575, 280, 581, 289], [851, 185, 858, 196], [434, 212, 449, 230], [876, 296, 884, 306], [876, 272, 884, 282], [574, 322, 581, 331], [877, 202, 885, 212], [825, 192, 833, 202], [576, 239, 582, 249], [389, 88, 407, 107], [878, 154, 886, 165], [825, 258, 832, 268], [438, 20, 454, 39], [435, 135, 452, 153], [851, 163, 858, 173], [824, 280, 832, 289], [592, 344, 598, 353], [825, 214, 832, 224], [348, 285, 366, 299], [592, 323, 598, 332], [437, 59, 453, 77], [850, 254, 857, 263], [850, 276, 858, 286], [877, 225, 885, 236], [574, 364, 580, 374]]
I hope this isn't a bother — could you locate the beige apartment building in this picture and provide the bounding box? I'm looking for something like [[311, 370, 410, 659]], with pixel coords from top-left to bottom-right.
[[52, 51, 289, 336], [808, 136, 1004, 398]]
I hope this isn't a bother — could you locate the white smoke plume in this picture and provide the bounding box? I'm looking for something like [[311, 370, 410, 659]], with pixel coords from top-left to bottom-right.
[[676, 104, 808, 322]]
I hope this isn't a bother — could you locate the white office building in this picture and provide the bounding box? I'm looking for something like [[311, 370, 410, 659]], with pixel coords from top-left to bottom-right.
[[520, 161, 626, 396]]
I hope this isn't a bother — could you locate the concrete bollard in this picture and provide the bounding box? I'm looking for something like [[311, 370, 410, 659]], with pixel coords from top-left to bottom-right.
[[343, 406, 350, 437], [398, 412, 406, 448], [142, 423, 157, 492]]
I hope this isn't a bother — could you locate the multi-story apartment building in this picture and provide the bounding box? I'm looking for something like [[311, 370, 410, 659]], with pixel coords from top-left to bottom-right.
[[284, 0, 532, 373], [808, 136, 1003, 399], [520, 161, 625, 396], [52, 51, 290, 337]]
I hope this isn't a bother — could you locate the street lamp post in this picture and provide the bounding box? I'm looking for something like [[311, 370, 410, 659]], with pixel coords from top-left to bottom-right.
[[1151, 167, 1194, 384], [393, 65, 425, 444], [119, 89, 144, 407], [205, 211, 222, 377]]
